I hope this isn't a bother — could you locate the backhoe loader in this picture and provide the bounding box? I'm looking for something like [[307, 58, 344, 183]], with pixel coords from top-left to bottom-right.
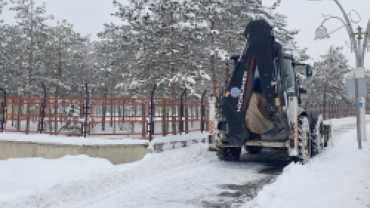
[[208, 20, 332, 162]]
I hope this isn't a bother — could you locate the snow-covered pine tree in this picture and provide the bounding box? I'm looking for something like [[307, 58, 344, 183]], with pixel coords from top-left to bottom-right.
[[187, 0, 225, 96], [94, 24, 123, 99], [39, 20, 86, 98], [0, 0, 7, 16], [113, 0, 209, 98], [0, 25, 25, 96], [9, 0, 53, 97], [113, 0, 162, 97], [303, 46, 351, 108]]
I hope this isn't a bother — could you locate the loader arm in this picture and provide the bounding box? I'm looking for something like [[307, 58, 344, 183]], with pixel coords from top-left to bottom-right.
[[219, 20, 287, 146]]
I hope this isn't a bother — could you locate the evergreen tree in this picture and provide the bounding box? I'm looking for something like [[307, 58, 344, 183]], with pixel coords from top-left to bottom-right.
[[0, 0, 7, 16], [41, 20, 86, 98], [303, 46, 351, 107], [9, 0, 53, 97]]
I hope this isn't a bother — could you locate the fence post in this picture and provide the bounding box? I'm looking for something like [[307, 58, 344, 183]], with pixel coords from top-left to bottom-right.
[[184, 91, 189, 134], [39, 84, 47, 134], [149, 85, 157, 142], [201, 90, 206, 133], [0, 87, 6, 132], [162, 100, 166, 136], [179, 88, 186, 135], [83, 83, 89, 138]]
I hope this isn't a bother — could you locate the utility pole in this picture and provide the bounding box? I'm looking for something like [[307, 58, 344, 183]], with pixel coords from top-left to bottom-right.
[[311, 0, 369, 147], [353, 26, 367, 143]]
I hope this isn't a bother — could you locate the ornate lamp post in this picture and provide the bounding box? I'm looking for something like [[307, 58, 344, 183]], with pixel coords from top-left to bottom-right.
[[310, 0, 369, 146]]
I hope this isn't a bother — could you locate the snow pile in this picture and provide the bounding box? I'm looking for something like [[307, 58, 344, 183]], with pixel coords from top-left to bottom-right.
[[149, 131, 208, 151], [0, 131, 208, 147], [0, 143, 217, 208], [0, 155, 114, 202], [242, 123, 370, 208]]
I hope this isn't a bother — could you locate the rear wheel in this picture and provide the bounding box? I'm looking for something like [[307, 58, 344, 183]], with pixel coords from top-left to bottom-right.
[[245, 146, 263, 154], [298, 115, 311, 163], [217, 147, 241, 161], [323, 124, 332, 147]]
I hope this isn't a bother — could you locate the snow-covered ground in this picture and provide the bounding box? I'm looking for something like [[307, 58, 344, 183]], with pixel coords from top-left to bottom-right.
[[242, 118, 370, 208], [0, 117, 368, 208]]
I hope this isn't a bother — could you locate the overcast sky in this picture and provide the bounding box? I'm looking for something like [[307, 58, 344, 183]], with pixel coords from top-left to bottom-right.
[[1, 0, 369, 69]]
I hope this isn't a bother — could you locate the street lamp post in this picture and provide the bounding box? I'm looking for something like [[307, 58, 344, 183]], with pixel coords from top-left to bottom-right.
[[311, 0, 369, 147]]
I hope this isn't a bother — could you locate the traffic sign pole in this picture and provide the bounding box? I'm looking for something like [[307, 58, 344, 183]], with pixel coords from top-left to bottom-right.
[[359, 97, 366, 141], [355, 68, 367, 143], [355, 79, 362, 149]]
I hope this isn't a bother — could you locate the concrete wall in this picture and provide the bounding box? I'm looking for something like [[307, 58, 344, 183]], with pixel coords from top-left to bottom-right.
[[0, 141, 151, 164]]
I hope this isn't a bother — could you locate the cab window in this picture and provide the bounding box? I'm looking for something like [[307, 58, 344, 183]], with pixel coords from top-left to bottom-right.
[[283, 59, 295, 89]]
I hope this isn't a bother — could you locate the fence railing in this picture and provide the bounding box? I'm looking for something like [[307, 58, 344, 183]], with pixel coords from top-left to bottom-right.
[[0, 88, 366, 139], [304, 104, 370, 120], [0, 95, 209, 140]]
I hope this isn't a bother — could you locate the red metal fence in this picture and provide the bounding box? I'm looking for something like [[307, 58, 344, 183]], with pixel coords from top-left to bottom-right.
[[88, 98, 149, 136], [4, 98, 43, 134], [2, 97, 209, 138], [304, 104, 368, 120]]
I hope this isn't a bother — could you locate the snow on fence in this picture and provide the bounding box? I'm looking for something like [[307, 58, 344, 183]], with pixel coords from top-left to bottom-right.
[[1, 97, 209, 139]]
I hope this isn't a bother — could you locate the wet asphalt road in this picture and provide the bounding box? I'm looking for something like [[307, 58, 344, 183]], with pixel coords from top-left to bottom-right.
[[201, 121, 361, 208], [201, 148, 290, 208]]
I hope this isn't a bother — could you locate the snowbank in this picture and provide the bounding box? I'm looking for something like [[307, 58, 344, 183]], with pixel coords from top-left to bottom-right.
[[242, 122, 370, 208], [0, 143, 217, 208], [0, 155, 114, 202], [0, 132, 148, 146], [149, 131, 208, 151], [0, 131, 208, 147]]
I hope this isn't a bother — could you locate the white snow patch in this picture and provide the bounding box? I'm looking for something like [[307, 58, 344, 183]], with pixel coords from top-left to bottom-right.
[[149, 131, 209, 150], [0, 155, 114, 202]]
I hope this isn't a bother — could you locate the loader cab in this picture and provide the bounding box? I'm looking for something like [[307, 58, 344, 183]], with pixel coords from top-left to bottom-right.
[[281, 55, 310, 105], [274, 55, 297, 108]]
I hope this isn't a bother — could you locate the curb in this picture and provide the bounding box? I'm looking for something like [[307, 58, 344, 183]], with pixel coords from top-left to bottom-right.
[[152, 138, 207, 152]]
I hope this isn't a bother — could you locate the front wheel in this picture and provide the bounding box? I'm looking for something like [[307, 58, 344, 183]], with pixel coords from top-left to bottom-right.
[[245, 146, 263, 154], [311, 115, 324, 157], [298, 115, 312, 163]]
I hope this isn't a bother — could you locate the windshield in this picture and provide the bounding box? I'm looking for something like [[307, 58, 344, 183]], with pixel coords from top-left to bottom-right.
[[283, 59, 295, 89]]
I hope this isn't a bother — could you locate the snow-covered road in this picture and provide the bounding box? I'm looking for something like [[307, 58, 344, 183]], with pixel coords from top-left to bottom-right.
[[1, 145, 289, 208], [0, 117, 369, 208]]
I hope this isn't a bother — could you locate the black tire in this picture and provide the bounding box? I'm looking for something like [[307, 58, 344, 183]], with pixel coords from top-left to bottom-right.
[[298, 115, 311, 163], [245, 146, 263, 154], [323, 125, 331, 147], [311, 115, 324, 157], [217, 147, 241, 161]]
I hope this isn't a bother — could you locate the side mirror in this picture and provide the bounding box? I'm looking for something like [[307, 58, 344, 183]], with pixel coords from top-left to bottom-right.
[[306, 65, 313, 77]]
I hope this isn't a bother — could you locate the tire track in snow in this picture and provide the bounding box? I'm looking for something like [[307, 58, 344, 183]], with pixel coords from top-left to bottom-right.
[[201, 120, 367, 208]]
